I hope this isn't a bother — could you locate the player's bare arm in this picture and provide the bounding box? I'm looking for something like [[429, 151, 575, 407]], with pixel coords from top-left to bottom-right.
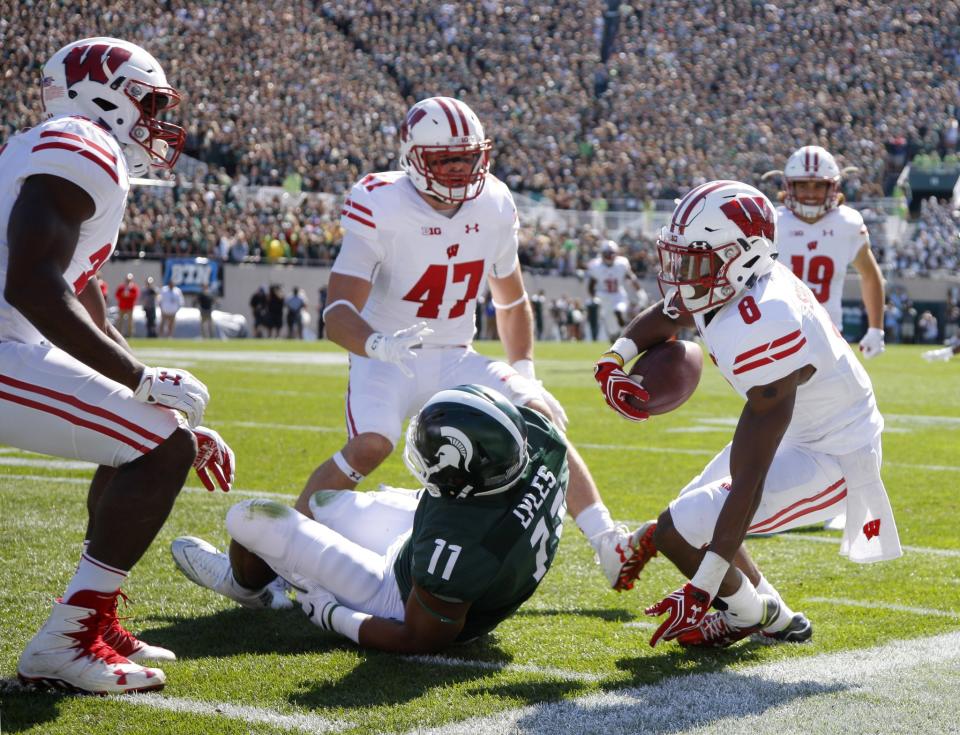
[[76, 277, 133, 353], [712, 366, 812, 561], [489, 264, 534, 364], [322, 271, 375, 355], [356, 583, 470, 654], [5, 174, 144, 389], [619, 299, 695, 354], [852, 243, 884, 331]]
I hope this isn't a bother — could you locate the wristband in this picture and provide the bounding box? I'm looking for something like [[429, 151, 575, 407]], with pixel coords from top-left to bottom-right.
[[331, 604, 372, 643], [689, 550, 729, 600], [512, 359, 536, 381], [322, 299, 360, 320], [364, 332, 385, 358], [610, 337, 639, 363]]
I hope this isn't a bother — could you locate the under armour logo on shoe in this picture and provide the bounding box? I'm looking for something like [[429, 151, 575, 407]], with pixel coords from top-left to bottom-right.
[[863, 518, 881, 540], [465, 223, 479, 234], [158, 371, 182, 386]]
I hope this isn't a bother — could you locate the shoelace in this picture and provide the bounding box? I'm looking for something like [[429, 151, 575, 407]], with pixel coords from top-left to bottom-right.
[[698, 613, 736, 643], [101, 591, 141, 655], [66, 595, 130, 665]]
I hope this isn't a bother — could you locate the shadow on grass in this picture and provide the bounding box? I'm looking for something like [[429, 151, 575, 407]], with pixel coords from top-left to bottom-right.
[[0, 678, 71, 733]]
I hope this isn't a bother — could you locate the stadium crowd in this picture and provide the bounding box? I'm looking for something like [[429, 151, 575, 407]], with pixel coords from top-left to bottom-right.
[[3, 0, 960, 268]]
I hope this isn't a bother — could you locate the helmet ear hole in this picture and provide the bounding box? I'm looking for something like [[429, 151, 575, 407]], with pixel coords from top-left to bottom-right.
[[93, 98, 117, 111]]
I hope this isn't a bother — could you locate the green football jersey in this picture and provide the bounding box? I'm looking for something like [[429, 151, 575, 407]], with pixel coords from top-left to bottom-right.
[[394, 406, 569, 641]]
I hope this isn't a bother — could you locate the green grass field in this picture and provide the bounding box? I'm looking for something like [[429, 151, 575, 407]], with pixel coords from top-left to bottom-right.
[[1, 340, 958, 734]]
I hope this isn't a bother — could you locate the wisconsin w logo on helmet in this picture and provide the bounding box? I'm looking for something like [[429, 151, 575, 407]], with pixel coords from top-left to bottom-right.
[[63, 44, 132, 87], [720, 197, 775, 240]]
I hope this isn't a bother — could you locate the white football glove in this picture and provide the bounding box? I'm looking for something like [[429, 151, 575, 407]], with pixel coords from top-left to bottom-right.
[[858, 327, 885, 360], [192, 425, 235, 492], [365, 322, 433, 378], [512, 359, 569, 432], [134, 366, 209, 427], [922, 347, 954, 362], [298, 585, 340, 632]]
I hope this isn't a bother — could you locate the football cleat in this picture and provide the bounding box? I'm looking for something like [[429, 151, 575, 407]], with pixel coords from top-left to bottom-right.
[[17, 590, 166, 694], [171, 535, 291, 610], [755, 611, 814, 644], [102, 592, 176, 663], [676, 594, 781, 648], [595, 521, 658, 591]]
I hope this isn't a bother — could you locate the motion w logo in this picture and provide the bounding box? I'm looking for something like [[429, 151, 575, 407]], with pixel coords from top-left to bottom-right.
[[63, 44, 132, 87]]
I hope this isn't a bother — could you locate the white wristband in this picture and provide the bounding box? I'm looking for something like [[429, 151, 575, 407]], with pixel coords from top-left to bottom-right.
[[690, 550, 729, 599], [364, 332, 385, 359], [610, 337, 639, 363], [331, 604, 371, 643], [512, 359, 536, 381]]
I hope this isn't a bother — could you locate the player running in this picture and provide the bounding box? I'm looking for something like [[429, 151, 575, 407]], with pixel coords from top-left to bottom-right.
[[586, 239, 643, 340]]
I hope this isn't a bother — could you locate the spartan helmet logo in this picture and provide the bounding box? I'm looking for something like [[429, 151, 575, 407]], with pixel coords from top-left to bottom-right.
[[431, 426, 474, 472]]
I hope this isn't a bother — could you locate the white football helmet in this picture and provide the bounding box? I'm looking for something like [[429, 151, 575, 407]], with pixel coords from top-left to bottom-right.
[[657, 180, 778, 316], [41, 37, 185, 177], [398, 97, 492, 204], [600, 239, 619, 261], [783, 145, 841, 221]]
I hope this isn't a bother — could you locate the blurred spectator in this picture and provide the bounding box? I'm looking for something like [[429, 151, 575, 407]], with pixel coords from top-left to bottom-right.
[[317, 284, 328, 340], [900, 301, 918, 344], [918, 310, 940, 343], [267, 284, 285, 338], [114, 273, 139, 339], [883, 299, 902, 344], [285, 286, 306, 340], [97, 275, 109, 304], [196, 283, 216, 339], [159, 279, 184, 338], [141, 276, 158, 338], [250, 286, 268, 338]]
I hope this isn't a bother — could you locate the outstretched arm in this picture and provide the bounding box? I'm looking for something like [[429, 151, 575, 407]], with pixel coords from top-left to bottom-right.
[[852, 244, 884, 332]]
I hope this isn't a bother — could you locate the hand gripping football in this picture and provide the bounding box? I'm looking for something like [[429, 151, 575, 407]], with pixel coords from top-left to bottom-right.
[[627, 339, 703, 415]]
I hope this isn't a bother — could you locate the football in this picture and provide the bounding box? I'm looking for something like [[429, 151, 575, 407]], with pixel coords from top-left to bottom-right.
[[626, 339, 703, 415]]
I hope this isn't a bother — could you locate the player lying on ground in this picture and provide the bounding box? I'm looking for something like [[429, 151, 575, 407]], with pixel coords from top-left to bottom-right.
[[173, 385, 567, 653], [3, 38, 233, 695], [594, 180, 902, 649]]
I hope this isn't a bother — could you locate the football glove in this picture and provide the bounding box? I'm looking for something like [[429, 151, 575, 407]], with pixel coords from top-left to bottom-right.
[[192, 425, 235, 492], [922, 347, 954, 362], [858, 327, 885, 359], [512, 359, 569, 432], [134, 366, 209, 427], [594, 352, 649, 422], [645, 582, 713, 647], [365, 322, 433, 378]]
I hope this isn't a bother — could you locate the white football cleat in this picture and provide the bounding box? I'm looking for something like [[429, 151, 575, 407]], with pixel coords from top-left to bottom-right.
[[171, 535, 291, 610], [18, 590, 165, 694], [593, 521, 657, 591], [102, 592, 176, 663], [922, 347, 954, 362]]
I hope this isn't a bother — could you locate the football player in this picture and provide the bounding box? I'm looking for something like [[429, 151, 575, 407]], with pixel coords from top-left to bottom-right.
[[593, 181, 901, 649], [771, 146, 885, 359], [2, 38, 233, 694], [586, 239, 643, 340], [922, 336, 960, 362], [173, 385, 567, 653], [243, 97, 647, 592]]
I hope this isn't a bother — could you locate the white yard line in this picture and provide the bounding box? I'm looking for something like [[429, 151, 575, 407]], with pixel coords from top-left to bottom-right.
[[0, 457, 96, 470], [221, 420, 343, 433], [405, 630, 960, 735], [403, 654, 604, 682], [115, 693, 351, 734], [768, 532, 960, 559], [805, 597, 960, 620], [134, 349, 348, 366]]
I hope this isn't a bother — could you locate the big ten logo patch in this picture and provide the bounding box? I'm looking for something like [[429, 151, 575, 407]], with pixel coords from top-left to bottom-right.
[[422, 226, 442, 236]]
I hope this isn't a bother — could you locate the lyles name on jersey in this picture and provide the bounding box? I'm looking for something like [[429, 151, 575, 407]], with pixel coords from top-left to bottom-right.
[[333, 170, 519, 346]]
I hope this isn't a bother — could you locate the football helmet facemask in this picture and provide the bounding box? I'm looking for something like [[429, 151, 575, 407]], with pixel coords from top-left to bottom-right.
[[657, 180, 778, 316], [41, 37, 186, 177], [398, 97, 492, 204], [403, 385, 529, 499], [783, 145, 841, 222]]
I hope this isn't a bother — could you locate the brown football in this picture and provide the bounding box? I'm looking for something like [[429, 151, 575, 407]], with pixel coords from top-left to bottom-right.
[[626, 339, 703, 415]]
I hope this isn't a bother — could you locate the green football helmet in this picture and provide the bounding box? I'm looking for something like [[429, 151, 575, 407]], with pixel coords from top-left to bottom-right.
[[403, 385, 529, 499]]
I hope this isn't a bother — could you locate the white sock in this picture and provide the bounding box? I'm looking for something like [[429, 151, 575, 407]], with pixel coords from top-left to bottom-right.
[[576, 502, 615, 542], [63, 553, 127, 599], [717, 571, 764, 627], [755, 574, 796, 632]]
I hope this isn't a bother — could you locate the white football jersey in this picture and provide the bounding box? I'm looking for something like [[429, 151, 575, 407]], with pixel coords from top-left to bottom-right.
[[587, 256, 632, 302], [0, 115, 128, 344], [332, 172, 519, 346], [775, 205, 869, 328], [696, 262, 882, 455]]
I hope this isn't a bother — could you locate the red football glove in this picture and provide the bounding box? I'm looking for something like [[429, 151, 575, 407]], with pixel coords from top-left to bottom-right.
[[192, 426, 235, 492], [645, 582, 713, 647], [594, 352, 649, 422]]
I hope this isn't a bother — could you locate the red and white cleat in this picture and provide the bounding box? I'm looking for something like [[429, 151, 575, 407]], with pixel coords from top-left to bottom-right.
[[102, 592, 176, 664], [595, 521, 658, 591], [676, 595, 781, 648], [17, 590, 166, 694]]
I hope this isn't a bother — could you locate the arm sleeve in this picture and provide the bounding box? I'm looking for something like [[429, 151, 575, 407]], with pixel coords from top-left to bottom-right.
[[490, 188, 520, 278]]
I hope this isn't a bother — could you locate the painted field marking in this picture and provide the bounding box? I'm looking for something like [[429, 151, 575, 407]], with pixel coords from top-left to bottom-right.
[[403, 654, 603, 682], [805, 597, 960, 620], [134, 349, 348, 366], [768, 532, 960, 559], [405, 630, 960, 735]]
